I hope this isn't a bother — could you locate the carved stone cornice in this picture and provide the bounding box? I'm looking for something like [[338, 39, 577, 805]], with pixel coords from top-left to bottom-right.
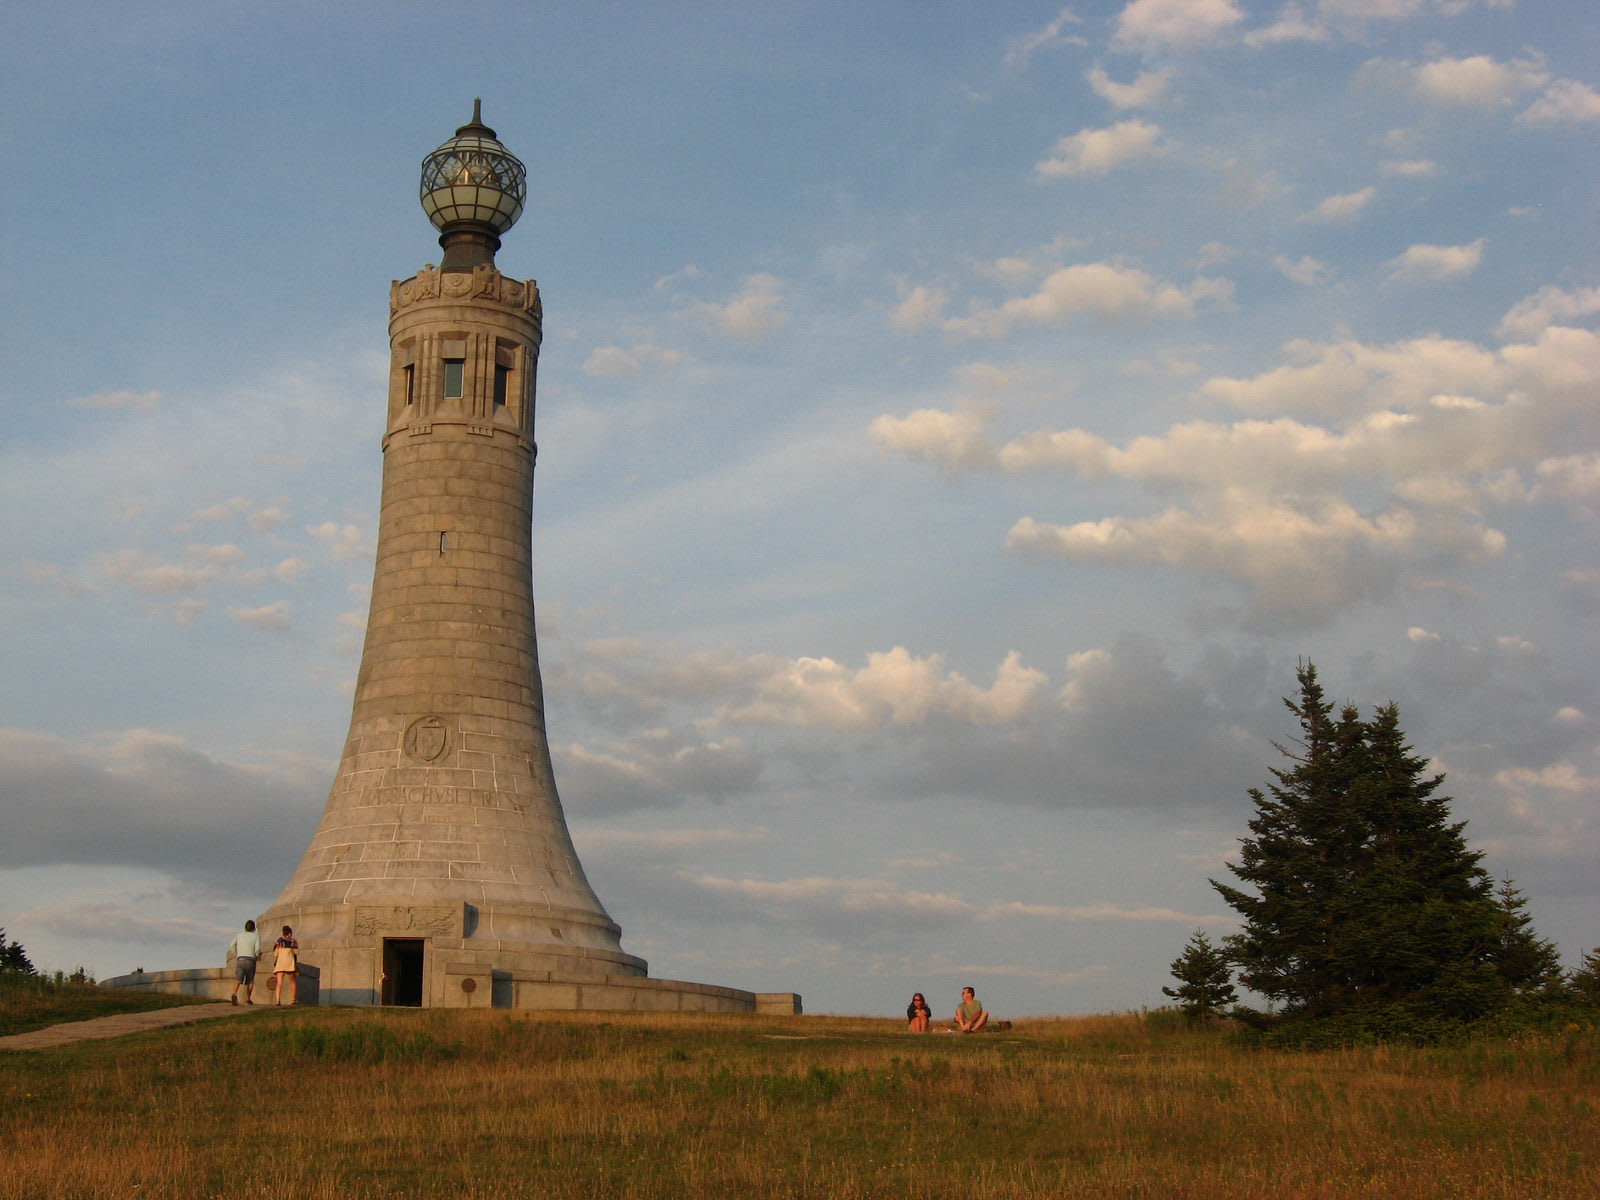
[[390, 263, 542, 319]]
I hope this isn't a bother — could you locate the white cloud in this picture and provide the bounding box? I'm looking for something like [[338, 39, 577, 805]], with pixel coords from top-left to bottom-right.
[[1414, 53, 1548, 108], [1380, 158, 1440, 178], [682, 872, 975, 926], [1086, 66, 1173, 110], [273, 557, 309, 583], [889, 284, 948, 332], [694, 274, 788, 343], [653, 264, 703, 291], [1007, 501, 1502, 623], [226, 601, 291, 632], [1113, 0, 1244, 53], [1004, 6, 1086, 70], [20, 900, 231, 946], [1386, 238, 1485, 282], [249, 506, 289, 533], [1273, 255, 1332, 286], [61, 390, 161, 412], [190, 497, 289, 533], [953, 362, 1057, 395], [1214, 160, 1287, 209], [553, 631, 1269, 816], [1518, 79, 1600, 126], [979, 900, 1221, 923], [940, 263, 1232, 339], [721, 647, 1048, 730], [1243, 3, 1331, 47], [1497, 284, 1600, 341], [1495, 762, 1598, 796], [870, 408, 997, 475], [1036, 120, 1165, 178], [573, 828, 770, 854], [185, 542, 246, 567], [21, 560, 98, 596], [877, 317, 1600, 623], [1534, 453, 1600, 500], [583, 343, 686, 378], [1317, 0, 1424, 22], [556, 730, 761, 814], [306, 521, 368, 561], [1200, 334, 1498, 414], [99, 552, 213, 596], [978, 257, 1040, 288], [1302, 185, 1376, 223]]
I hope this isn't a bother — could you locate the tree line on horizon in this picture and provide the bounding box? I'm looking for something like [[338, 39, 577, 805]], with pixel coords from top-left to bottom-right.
[[1164, 662, 1600, 1041]]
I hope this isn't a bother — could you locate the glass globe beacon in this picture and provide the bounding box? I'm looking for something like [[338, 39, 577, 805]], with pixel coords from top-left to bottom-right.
[[419, 100, 526, 236]]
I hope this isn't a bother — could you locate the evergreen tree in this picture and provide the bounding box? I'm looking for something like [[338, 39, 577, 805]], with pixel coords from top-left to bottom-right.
[[1486, 878, 1563, 997], [1570, 947, 1600, 1007], [1212, 663, 1553, 1024], [1211, 664, 1367, 1014], [1162, 930, 1237, 1023], [0, 927, 34, 974]]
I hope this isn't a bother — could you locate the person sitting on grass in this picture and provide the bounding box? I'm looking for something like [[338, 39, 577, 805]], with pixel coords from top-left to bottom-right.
[[906, 992, 932, 1032], [954, 985, 988, 1032]]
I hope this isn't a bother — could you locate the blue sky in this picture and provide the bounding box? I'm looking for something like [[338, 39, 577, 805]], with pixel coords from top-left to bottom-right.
[[1, 0, 1596, 1016]]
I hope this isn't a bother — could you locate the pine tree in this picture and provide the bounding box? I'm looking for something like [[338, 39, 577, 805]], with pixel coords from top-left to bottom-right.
[[1570, 947, 1600, 1007], [0, 927, 34, 975], [1211, 663, 1368, 1015], [1212, 663, 1554, 1024], [1486, 878, 1563, 997], [1162, 930, 1237, 1023]]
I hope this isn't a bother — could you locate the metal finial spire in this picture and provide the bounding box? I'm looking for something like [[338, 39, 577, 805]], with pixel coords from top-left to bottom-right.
[[455, 97, 495, 140]]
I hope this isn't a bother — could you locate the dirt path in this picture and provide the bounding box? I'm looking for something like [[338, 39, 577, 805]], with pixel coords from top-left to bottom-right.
[[0, 1002, 264, 1052]]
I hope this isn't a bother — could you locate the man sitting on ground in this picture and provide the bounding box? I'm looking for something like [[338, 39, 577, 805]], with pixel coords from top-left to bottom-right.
[[954, 985, 988, 1032]]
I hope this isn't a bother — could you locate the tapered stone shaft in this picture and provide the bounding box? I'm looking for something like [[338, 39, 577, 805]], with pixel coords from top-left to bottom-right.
[[259, 108, 644, 1006]]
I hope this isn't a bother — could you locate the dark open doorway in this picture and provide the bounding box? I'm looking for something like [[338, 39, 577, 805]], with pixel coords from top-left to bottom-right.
[[381, 938, 425, 1006]]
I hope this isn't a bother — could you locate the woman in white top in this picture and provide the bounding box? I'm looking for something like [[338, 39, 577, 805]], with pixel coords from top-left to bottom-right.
[[271, 925, 299, 1006]]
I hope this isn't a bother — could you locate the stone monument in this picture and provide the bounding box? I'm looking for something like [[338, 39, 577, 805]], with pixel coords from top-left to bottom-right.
[[243, 104, 797, 1015]]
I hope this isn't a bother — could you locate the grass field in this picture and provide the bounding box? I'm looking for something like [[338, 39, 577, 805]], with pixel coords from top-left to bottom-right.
[[0, 973, 206, 1037], [2, 1007, 1595, 1199]]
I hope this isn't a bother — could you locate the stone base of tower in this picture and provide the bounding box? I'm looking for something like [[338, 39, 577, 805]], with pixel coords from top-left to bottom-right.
[[258, 895, 644, 1007], [102, 959, 801, 1016], [443, 965, 802, 1015]]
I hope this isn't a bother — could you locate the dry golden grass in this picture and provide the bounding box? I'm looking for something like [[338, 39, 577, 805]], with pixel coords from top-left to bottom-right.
[[2, 1008, 1596, 1198]]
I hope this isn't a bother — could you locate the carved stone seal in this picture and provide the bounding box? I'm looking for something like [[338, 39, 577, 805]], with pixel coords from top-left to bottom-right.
[[403, 715, 451, 762], [354, 905, 458, 937]]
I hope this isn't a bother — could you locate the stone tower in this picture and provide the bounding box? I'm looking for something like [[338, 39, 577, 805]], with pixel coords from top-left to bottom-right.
[[258, 104, 648, 1007]]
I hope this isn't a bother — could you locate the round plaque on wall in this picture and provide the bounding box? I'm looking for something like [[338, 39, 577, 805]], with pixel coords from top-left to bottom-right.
[[403, 715, 451, 762]]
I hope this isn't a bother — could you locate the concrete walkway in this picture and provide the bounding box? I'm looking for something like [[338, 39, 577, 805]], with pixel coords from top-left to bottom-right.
[[0, 1001, 264, 1052]]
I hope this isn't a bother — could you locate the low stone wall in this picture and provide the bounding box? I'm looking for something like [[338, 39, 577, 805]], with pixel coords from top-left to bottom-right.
[[473, 966, 800, 1017], [101, 964, 322, 1006], [103, 962, 798, 1017]]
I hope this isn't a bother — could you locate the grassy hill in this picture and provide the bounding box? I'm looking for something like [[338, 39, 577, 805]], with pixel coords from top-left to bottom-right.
[[1, 1007, 1595, 1198], [0, 971, 207, 1037]]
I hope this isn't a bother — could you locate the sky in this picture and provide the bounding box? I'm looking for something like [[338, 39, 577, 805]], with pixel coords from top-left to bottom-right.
[[1, 0, 1596, 1018]]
